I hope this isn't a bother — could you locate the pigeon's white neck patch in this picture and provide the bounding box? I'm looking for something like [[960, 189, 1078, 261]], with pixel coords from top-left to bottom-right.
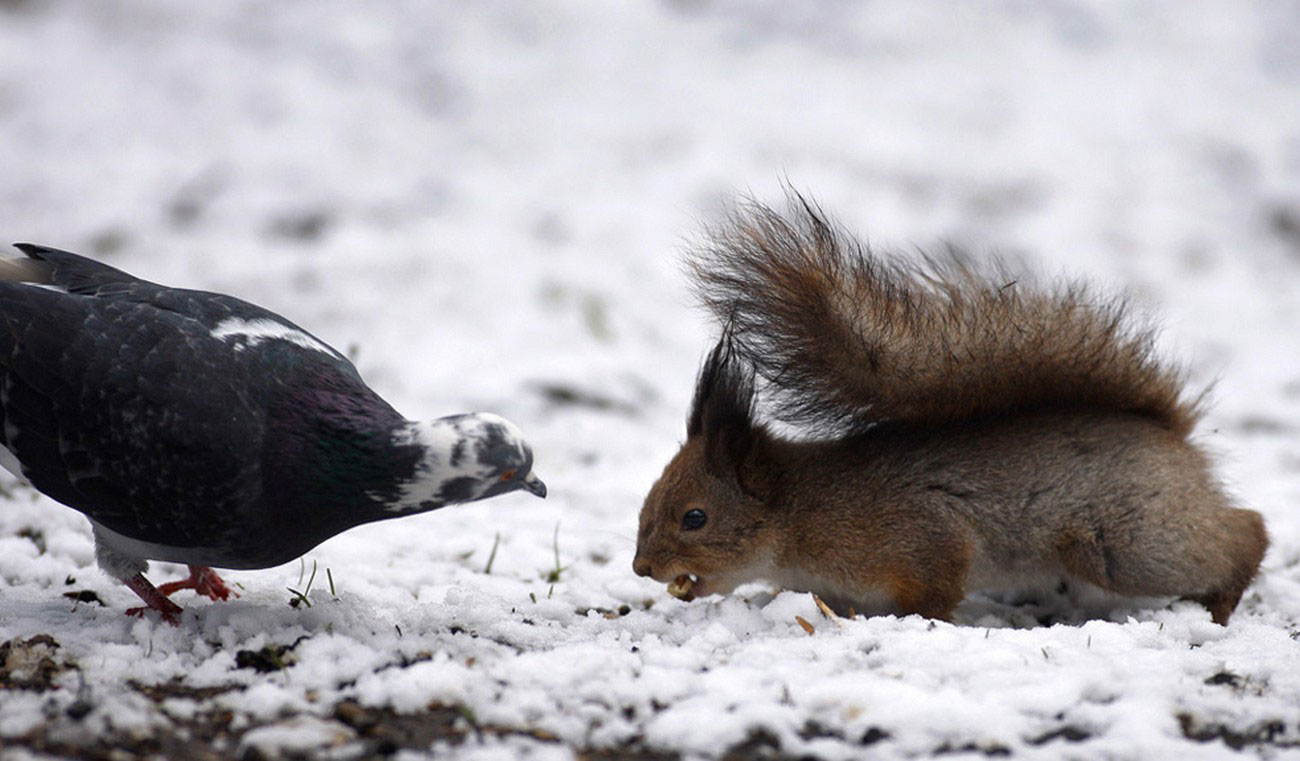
[[210, 317, 337, 357], [381, 413, 528, 513]]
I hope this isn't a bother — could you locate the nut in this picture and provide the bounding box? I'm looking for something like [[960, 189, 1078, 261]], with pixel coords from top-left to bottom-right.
[[666, 575, 696, 601]]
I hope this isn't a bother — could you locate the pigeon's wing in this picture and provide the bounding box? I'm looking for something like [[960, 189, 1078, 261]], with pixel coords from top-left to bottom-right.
[[12, 244, 352, 368], [0, 281, 265, 549]]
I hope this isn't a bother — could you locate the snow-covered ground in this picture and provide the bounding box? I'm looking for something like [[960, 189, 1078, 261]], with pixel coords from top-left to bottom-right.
[[2, 2, 1299, 758]]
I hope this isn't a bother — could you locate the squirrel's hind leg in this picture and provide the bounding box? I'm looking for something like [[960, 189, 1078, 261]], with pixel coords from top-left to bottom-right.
[[1053, 506, 1267, 625], [1188, 508, 1268, 625]]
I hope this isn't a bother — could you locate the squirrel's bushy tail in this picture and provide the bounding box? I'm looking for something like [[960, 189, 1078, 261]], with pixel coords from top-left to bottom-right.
[[688, 193, 1200, 435]]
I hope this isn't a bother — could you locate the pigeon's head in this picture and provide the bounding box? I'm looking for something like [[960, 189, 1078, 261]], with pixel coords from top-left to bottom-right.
[[457, 413, 547, 501], [388, 413, 546, 513]]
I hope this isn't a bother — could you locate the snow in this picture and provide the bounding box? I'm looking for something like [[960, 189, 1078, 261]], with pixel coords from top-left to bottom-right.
[[2, 1, 1300, 759], [239, 715, 357, 757]]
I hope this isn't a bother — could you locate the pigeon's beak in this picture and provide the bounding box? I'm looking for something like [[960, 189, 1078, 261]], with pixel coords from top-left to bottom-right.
[[521, 471, 547, 499]]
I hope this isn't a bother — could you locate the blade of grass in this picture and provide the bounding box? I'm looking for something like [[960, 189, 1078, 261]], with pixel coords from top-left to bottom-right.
[[543, 523, 568, 584], [553, 522, 561, 576], [484, 533, 501, 575], [288, 559, 318, 608]]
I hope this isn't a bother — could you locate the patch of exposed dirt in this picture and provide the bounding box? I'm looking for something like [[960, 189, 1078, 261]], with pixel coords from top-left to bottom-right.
[[1, 634, 71, 690], [1, 695, 799, 761], [10, 633, 1293, 759], [1177, 712, 1300, 751]]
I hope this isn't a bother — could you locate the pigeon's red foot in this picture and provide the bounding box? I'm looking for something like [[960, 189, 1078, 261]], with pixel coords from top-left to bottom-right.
[[123, 573, 184, 626], [157, 565, 237, 602]]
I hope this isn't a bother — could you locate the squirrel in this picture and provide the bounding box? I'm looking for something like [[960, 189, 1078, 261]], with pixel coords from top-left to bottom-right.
[[632, 192, 1268, 625]]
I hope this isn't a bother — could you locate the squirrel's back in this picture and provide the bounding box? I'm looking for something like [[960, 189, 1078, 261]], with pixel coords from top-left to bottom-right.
[[688, 193, 1200, 436]]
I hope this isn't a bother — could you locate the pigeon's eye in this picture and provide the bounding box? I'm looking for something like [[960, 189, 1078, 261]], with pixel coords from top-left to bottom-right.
[[500, 469, 516, 481], [681, 509, 707, 531]]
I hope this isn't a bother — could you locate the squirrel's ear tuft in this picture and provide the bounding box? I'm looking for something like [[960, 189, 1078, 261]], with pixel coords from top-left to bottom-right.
[[689, 336, 775, 499], [688, 334, 755, 438]]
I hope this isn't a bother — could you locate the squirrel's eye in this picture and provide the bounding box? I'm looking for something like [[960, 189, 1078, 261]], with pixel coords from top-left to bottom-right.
[[681, 509, 708, 531]]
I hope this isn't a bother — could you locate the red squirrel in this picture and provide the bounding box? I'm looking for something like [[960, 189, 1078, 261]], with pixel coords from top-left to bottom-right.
[[633, 193, 1267, 625]]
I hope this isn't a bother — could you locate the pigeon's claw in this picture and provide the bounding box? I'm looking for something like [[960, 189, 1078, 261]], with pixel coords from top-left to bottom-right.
[[123, 573, 184, 626], [195, 567, 236, 601], [157, 565, 237, 601], [125, 604, 181, 626]]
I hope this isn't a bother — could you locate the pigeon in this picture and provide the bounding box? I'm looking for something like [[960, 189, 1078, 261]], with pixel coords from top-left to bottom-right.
[[0, 244, 546, 624]]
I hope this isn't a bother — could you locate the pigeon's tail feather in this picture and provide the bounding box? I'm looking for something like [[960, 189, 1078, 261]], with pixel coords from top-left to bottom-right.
[[0, 253, 52, 284], [10, 244, 141, 293]]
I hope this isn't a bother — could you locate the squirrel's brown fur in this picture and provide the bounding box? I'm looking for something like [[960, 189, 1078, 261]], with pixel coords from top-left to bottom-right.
[[688, 194, 1200, 436], [634, 193, 1267, 625]]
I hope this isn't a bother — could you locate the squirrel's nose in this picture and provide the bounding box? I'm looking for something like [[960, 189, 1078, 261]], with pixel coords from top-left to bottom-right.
[[632, 555, 653, 578]]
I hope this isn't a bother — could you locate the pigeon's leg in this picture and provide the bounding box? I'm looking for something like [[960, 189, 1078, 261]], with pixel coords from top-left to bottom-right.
[[122, 573, 183, 626], [156, 565, 237, 602]]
